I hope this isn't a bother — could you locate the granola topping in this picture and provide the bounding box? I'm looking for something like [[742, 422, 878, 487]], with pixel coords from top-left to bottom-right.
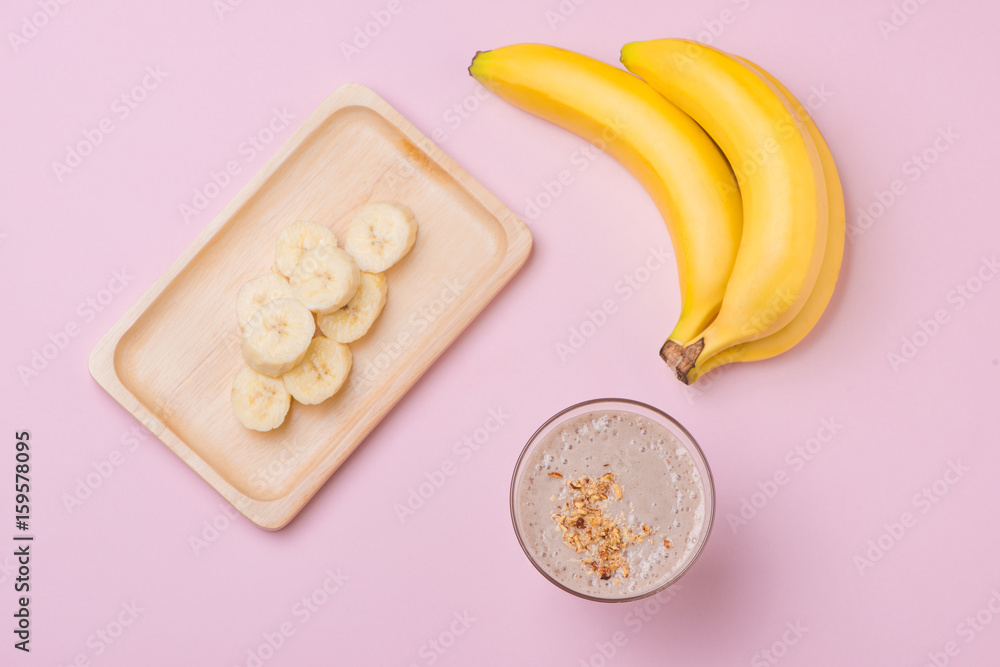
[[551, 472, 652, 581]]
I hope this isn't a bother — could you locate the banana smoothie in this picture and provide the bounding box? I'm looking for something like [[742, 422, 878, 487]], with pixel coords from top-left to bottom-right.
[[512, 405, 711, 600]]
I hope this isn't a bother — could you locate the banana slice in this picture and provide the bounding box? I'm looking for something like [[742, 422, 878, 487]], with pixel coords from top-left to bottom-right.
[[342, 202, 418, 273], [316, 272, 388, 343], [236, 272, 293, 329], [275, 221, 338, 278], [231, 365, 291, 431], [242, 298, 315, 377], [289, 246, 361, 314], [282, 337, 353, 405]]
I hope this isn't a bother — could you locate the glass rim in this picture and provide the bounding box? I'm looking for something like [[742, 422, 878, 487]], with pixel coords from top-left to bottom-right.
[[509, 397, 716, 603]]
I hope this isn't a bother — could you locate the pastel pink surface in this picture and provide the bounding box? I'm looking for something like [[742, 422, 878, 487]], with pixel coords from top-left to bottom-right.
[[1, 1, 998, 665]]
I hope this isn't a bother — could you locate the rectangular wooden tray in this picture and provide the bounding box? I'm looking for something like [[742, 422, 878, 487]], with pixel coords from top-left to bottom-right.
[[89, 84, 532, 529]]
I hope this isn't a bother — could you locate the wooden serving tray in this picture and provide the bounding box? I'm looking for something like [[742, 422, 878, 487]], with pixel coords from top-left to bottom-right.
[[89, 84, 532, 530]]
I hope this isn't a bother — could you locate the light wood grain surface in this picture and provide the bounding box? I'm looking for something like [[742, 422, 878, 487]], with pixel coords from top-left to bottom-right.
[[89, 84, 532, 530]]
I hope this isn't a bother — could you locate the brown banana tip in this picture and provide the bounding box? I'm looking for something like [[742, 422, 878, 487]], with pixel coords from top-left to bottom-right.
[[660, 338, 704, 385], [659, 340, 683, 366], [676, 338, 705, 384]]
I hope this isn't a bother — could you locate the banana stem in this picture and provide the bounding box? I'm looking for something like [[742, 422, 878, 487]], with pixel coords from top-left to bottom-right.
[[659, 338, 704, 384]]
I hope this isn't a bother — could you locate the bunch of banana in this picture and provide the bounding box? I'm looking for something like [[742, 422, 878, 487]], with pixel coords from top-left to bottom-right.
[[469, 40, 843, 384], [470, 44, 742, 345], [231, 202, 417, 431]]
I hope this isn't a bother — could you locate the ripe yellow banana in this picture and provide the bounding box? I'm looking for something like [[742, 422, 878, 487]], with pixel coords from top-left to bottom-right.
[[685, 55, 845, 383], [621, 39, 829, 383], [469, 44, 742, 344]]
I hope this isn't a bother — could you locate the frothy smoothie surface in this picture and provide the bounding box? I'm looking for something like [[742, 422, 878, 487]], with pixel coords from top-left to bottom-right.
[[515, 409, 707, 599]]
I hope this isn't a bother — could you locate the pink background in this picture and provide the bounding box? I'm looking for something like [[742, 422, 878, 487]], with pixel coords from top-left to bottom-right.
[[2, 0, 999, 665]]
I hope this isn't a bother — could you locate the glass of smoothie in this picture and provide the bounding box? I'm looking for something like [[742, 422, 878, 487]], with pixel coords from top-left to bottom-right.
[[510, 398, 714, 602]]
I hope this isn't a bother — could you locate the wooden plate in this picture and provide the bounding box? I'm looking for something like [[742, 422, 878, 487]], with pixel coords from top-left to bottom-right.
[[89, 84, 532, 530]]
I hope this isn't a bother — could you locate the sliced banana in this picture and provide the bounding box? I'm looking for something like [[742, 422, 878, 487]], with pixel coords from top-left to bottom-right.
[[275, 221, 338, 278], [342, 202, 418, 273], [236, 272, 293, 329], [316, 272, 388, 343], [231, 365, 291, 431], [242, 297, 315, 377], [282, 337, 353, 405], [289, 246, 361, 314]]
